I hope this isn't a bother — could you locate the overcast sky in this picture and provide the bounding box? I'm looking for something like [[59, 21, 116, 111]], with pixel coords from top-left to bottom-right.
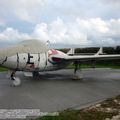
[[0, 0, 120, 48]]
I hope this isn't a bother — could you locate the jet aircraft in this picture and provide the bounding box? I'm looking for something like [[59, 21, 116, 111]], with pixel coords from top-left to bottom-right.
[[0, 39, 120, 86]]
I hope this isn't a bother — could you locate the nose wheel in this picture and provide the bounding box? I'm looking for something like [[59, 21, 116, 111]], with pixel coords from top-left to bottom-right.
[[10, 71, 21, 86]]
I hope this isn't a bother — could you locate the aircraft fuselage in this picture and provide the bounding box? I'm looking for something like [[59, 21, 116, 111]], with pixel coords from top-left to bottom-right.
[[0, 49, 70, 72]]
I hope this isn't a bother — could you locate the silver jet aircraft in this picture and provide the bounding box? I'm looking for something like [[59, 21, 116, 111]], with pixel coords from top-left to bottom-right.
[[0, 39, 120, 86]]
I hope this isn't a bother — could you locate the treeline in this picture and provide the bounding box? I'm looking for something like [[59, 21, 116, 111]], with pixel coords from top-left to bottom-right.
[[59, 46, 120, 54], [58, 46, 120, 66]]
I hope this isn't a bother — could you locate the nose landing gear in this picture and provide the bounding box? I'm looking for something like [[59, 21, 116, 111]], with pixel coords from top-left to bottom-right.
[[10, 71, 21, 86]]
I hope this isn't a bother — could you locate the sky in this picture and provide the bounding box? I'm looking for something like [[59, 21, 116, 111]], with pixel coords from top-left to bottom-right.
[[0, 0, 120, 48]]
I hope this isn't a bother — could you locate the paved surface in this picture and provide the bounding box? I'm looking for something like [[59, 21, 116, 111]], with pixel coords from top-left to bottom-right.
[[0, 69, 120, 112]]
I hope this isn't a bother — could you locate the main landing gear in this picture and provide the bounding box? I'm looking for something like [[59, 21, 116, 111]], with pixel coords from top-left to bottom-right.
[[72, 61, 83, 80], [10, 71, 21, 86]]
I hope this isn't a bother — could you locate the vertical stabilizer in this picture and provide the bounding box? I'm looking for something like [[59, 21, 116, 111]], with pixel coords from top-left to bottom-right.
[[95, 47, 103, 55], [67, 48, 75, 55]]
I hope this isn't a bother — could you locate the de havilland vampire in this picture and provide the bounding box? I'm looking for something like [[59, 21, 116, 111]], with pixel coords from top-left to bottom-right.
[[0, 39, 120, 86]]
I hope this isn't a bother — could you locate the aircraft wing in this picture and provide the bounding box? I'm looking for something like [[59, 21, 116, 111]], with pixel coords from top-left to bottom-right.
[[53, 54, 120, 62]]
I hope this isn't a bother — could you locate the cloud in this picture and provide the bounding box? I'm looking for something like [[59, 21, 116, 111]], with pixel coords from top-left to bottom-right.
[[0, 0, 120, 26], [0, 0, 47, 23], [32, 23, 49, 40], [0, 27, 30, 42], [0, 17, 120, 47], [0, 19, 6, 27], [0, 0, 120, 22], [32, 17, 89, 45], [32, 17, 120, 46], [102, 0, 120, 4]]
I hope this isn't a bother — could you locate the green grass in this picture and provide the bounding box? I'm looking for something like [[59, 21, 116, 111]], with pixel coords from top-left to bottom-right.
[[0, 67, 8, 72], [36, 95, 120, 120], [36, 109, 118, 120], [67, 63, 120, 69]]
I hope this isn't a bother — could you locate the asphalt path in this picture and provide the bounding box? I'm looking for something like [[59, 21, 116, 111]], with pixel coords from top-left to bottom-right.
[[0, 68, 120, 112]]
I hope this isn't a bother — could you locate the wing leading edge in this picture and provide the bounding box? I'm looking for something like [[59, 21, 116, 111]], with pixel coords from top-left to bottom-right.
[[53, 54, 120, 62]]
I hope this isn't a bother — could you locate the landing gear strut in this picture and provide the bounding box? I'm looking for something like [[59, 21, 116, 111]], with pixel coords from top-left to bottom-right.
[[11, 71, 16, 81], [33, 71, 39, 77], [73, 61, 83, 80], [10, 71, 21, 86]]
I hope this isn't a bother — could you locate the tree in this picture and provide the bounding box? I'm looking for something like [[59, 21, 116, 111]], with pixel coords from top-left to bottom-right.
[[115, 46, 120, 54]]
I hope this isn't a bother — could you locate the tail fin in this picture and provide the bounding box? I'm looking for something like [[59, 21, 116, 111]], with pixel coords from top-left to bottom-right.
[[67, 48, 75, 55], [95, 47, 103, 55]]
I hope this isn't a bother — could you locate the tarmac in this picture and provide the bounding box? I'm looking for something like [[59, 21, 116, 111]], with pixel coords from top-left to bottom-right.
[[0, 68, 120, 113]]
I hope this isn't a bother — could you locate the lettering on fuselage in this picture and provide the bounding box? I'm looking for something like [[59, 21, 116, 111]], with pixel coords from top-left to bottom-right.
[[26, 53, 35, 70], [27, 53, 34, 64]]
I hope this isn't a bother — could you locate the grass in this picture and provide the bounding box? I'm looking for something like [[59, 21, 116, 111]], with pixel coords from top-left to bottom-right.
[[101, 96, 120, 109], [0, 67, 8, 72], [67, 63, 120, 69], [36, 110, 118, 120], [36, 95, 120, 120]]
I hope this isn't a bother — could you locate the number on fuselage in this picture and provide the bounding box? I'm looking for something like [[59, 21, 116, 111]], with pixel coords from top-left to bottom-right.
[[25, 53, 47, 71], [25, 53, 38, 71]]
